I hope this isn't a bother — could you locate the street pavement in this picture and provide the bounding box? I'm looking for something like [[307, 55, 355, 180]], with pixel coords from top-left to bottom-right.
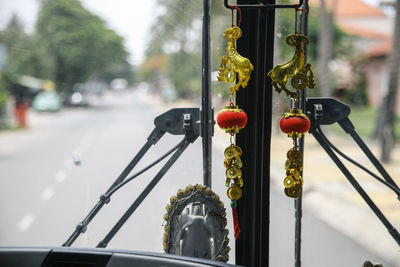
[[0, 89, 398, 266]]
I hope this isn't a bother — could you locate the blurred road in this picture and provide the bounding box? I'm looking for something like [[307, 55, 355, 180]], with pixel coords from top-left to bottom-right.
[[0, 89, 397, 266]]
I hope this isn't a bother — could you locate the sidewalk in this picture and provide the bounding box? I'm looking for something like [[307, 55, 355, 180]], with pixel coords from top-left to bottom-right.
[[270, 128, 400, 264]]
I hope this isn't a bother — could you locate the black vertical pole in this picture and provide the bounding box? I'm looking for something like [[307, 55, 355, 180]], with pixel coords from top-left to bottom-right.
[[294, 1, 309, 266], [235, 1, 275, 266], [202, 0, 212, 188]]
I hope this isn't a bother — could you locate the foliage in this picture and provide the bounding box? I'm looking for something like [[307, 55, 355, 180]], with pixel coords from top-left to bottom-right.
[[276, 5, 355, 65], [344, 67, 368, 106], [0, 15, 54, 83], [36, 0, 129, 92], [143, 1, 356, 100], [143, 0, 227, 99], [275, 4, 356, 99], [331, 105, 400, 142], [167, 51, 202, 97], [0, 15, 50, 114], [0, 74, 8, 116]]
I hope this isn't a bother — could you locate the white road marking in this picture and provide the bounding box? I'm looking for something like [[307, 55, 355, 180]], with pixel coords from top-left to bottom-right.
[[72, 132, 95, 159], [18, 213, 35, 232], [55, 170, 67, 183], [41, 186, 55, 201]]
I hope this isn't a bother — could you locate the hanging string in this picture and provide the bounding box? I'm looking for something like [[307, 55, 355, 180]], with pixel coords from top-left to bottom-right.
[[294, 6, 307, 34], [231, 7, 234, 27], [230, 5, 242, 28], [293, 136, 299, 149]]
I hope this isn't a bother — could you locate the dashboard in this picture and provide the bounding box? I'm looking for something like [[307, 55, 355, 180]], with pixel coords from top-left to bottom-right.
[[0, 247, 239, 267]]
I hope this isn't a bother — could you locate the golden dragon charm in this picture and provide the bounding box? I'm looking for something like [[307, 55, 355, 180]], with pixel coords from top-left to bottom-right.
[[267, 33, 316, 99], [217, 26, 254, 95]]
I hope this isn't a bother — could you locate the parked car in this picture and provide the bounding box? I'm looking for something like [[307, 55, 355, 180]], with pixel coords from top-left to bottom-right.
[[32, 91, 62, 112], [64, 90, 89, 106]]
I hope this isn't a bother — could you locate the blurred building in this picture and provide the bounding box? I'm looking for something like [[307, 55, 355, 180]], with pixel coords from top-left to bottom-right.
[[310, 0, 398, 110]]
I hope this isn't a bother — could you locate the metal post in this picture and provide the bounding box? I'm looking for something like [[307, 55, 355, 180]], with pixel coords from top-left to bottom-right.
[[202, 0, 212, 188], [235, 1, 274, 266], [294, 1, 309, 266]]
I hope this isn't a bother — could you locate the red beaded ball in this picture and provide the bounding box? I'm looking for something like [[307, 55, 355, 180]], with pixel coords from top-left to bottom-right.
[[280, 115, 310, 135], [217, 105, 247, 133]]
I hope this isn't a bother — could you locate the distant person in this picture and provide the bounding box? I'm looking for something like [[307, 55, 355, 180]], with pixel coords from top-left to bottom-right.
[[14, 93, 29, 128]]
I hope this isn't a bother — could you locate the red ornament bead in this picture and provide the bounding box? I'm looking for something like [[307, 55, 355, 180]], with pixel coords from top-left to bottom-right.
[[217, 105, 247, 133], [279, 115, 310, 135]]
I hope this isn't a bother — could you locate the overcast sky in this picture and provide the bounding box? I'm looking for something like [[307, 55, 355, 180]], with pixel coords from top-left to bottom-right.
[[0, 0, 158, 65]]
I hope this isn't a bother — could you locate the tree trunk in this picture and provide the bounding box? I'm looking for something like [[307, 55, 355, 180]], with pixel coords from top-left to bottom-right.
[[317, 0, 333, 97], [381, 0, 400, 163]]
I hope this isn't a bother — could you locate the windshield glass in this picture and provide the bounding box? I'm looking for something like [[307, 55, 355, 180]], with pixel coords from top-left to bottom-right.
[[270, 1, 400, 266], [0, 0, 234, 260], [1, 0, 400, 266]]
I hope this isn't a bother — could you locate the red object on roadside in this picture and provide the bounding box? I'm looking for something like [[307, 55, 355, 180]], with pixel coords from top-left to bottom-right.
[[14, 102, 29, 128], [217, 105, 247, 133], [279, 114, 310, 135]]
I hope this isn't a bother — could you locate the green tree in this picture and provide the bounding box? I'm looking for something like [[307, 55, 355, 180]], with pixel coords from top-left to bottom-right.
[[275, 4, 355, 97], [276, 5, 353, 66], [0, 15, 54, 115], [0, 15, 54, 82], [36, 0, 129, 92], [144, 0, 227, 98], [0, 74, 8, 117]]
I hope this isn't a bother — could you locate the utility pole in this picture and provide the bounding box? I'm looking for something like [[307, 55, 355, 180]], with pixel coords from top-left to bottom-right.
[[381, 0, 400, 162]]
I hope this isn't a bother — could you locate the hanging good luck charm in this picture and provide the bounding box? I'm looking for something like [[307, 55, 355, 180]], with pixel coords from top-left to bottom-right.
[[267, 8, 316, 100], [216, 104, 247, 239], [269, 8, 315, 198], [217, 7, 254, 95], [280, 108, 310, 198], [216, 5, 251, 239]]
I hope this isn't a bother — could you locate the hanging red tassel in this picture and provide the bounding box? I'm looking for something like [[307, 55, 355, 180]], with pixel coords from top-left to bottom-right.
[[231, 200, 240, 239]]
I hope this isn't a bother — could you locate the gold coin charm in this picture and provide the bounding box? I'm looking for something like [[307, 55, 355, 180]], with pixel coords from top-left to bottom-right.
[[232, 156, 243, 168], [284, 176, 295, 188], [234, 177, 244, 187], [235, 146, 242, 156], [226, 166, 241, 179], [227, 185, 243, 200], [286, 168, 300, 178], [282, 146, 304, 198], [284, 185, 301, 198], [285, 159, 291, 170], [287, 148, 302, 164], [224, 158, 232, 168], [223, 144, 244, 200], [224, 146, 237, 159], [285, 160, 301, 172], [291, 73, 308, 90]]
